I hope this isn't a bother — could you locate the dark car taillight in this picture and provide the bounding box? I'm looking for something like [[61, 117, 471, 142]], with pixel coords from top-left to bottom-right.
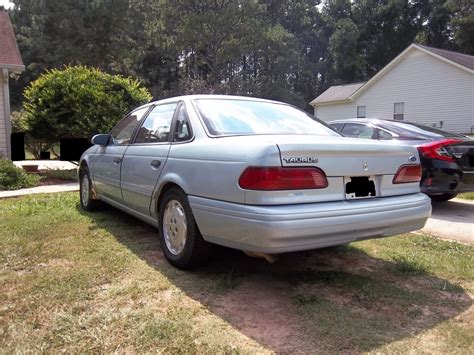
[[417, 139, 462, 162], [238, 167, 328, 190], [393, 164, 422, 184]]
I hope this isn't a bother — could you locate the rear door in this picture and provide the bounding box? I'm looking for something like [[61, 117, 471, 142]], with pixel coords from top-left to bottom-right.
[[92, 107, 149, 202], [120, 102, 178, 215]]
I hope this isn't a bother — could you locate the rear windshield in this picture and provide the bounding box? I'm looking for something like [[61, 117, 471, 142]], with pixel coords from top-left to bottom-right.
[[380, 121, 466, 139], [193, 99, 339, 137]]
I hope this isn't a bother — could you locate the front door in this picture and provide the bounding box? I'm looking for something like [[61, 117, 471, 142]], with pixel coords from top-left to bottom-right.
[[92, 107, 149, 202], [120, 102, 178, 215]]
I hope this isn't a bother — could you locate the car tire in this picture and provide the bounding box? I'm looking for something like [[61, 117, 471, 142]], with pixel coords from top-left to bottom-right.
[[79, 168, 100, 211], [158, 187, 212, 269], [429, 193, 458, 202]]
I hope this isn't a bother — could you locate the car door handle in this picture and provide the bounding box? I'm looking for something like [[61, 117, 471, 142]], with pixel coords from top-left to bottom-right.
[[150, 160, 161, 169], [113, 157, 122, 164]]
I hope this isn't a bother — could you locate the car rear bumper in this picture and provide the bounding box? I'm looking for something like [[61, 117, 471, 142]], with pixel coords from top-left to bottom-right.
[[420, 158, 474, 195], [189, 193, 432, 254]]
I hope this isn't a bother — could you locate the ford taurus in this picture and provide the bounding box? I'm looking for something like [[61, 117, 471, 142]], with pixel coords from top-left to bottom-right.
[[79, 95, 431, 269]]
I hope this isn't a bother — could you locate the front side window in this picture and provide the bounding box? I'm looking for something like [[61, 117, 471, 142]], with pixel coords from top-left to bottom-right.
[[341, 123, 375, 139], [194, 99, 339, 137], [110, 107, 149, 145], [394, 102, 404, 120], [357, 105, 366, 118], [135, 103, 178, 143]]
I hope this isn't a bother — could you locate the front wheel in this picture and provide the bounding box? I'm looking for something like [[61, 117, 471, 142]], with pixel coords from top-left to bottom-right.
[[79, 168, 100, 211], [158, 188, 212, 269], [429, 193, 458, 202]]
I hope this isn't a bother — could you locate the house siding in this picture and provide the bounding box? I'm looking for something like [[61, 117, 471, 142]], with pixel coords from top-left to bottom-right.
[[315, 49, 474, 134], [0, 70, 7, 158]]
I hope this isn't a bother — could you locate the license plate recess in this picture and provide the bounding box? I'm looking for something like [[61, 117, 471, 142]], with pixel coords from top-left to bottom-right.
[[344, 176, 377, 199]]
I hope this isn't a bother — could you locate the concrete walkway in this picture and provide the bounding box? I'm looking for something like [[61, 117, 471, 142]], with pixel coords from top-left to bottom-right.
[[13, 160, 78, 170], [421, 198, 474, 244], [0, 183, 79, 198]]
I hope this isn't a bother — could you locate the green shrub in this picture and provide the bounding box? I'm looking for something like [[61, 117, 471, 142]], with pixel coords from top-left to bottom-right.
[[0, 159, 40, 191], [23, 65, 152, 144]]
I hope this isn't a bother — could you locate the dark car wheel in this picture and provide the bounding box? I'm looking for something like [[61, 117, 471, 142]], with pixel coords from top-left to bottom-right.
[[79, 168, 100, 211], [158, 187, 212, 269], [429, 193, 458, 202]]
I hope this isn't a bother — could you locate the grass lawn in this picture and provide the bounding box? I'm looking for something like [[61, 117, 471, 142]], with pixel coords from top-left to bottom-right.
[[458, 192, 474, 200], [1, 193, 473, 353]]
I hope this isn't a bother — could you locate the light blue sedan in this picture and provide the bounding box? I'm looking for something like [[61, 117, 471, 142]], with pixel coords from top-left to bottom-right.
[[79, 95, 431, 269]]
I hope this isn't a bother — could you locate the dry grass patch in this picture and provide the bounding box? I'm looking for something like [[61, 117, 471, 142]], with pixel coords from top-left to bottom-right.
[[1, 192, 473, 353]]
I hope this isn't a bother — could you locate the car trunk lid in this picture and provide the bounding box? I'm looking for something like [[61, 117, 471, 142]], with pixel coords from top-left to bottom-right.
[[277, 136, 418, 176]]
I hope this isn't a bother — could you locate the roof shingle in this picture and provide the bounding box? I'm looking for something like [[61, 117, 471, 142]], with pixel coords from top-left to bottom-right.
[[416, 44, 474, 70], [310, 82, 365, 105], [0, 11, 23, 69]]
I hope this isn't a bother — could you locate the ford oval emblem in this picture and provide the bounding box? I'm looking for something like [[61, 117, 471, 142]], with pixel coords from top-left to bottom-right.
[[362, 162, 368, 171], [409, 155, 417, 162]]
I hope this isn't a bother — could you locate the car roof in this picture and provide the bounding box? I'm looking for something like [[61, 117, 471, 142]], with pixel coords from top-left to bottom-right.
[[147, 94, 286, 106], [328, 118, 466, 139], [328, 118, 390, 124]]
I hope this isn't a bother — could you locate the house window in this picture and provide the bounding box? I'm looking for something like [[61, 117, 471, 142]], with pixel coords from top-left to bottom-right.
[[356, 105, 366, 118], [393, 102, 404, 120]]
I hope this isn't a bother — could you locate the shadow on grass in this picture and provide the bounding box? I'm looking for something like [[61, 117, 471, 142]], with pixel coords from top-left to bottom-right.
[[78, 204, 472, 353]]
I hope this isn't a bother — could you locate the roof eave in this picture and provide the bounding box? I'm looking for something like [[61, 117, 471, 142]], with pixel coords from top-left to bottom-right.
[[311, 98, 352, 107], [0, 63, 25, 73], [413, 44, 474, 74], [349, 43, 473, 101]]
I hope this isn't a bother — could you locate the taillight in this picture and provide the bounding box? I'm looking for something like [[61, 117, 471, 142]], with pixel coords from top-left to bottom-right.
[[238, 167, 328, 190], [417, 139, 461, 162], [393, 164, 422, 184]]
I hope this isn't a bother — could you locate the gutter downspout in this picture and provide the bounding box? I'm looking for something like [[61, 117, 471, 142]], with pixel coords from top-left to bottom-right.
[[2, 68, 12, 160]]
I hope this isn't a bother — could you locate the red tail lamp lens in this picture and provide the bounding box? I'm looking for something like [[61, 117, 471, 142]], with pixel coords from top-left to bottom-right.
[[238, 167, 328, 190], [393, 164, 422, 184], [417, 139, 461, 162]]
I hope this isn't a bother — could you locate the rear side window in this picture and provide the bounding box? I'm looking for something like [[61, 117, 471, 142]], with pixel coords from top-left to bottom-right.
[[341, 123, 375, 139], [173, 104, 192, 142], [135, 103, 178, 143], [377, 129, 394, 140], [330, 123, 344, 132], [194, 99, 338, 137]]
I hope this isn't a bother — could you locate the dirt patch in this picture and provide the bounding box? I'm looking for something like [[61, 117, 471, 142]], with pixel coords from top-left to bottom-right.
[[211, 278, 309, 353]]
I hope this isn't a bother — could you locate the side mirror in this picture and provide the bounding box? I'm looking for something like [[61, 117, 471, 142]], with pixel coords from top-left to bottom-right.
[[91, 134, 110, 146]]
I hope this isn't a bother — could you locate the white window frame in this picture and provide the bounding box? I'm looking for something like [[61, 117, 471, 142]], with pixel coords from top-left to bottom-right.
[[393, 102, 404, 120], [356, 105, 366, 118]]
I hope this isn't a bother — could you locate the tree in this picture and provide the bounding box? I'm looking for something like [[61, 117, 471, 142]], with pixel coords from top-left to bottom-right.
[[448, 0, 474, 54], [23, 66, 152, 144]]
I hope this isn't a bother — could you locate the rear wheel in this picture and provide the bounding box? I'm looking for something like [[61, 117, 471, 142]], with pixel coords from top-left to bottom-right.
[[158, 188, 212, 269], [429, 193, 458, 202], [79, 168, 100, 211]]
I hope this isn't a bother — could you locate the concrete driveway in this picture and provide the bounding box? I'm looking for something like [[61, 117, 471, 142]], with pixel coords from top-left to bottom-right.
[[422, 198, 474, 244]]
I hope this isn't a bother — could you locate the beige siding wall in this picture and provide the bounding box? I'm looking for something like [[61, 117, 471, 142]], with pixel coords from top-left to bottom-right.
[[316, 50, 474, 134], [0, 70, 7, 158]]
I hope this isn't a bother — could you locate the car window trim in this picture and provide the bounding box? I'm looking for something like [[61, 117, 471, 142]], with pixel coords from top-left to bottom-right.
[[130, 101, 179, 145]]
